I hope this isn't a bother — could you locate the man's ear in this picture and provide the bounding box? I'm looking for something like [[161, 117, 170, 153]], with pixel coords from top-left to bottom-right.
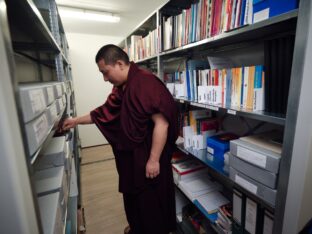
[[116, 60, 125, 69]]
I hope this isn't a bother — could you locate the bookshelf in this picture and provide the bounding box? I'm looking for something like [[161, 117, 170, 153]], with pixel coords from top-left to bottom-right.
[[119, 0, 312, 233], [0, 0, 80, 233]]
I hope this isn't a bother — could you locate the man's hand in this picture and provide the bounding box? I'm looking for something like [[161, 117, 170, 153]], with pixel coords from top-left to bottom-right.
[[62, 117, 77, 131], [146, 158, 160, 179], [60, 114, 93, 131]]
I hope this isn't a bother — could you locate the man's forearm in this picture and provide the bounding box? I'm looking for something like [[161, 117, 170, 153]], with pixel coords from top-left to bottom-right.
[[74, 113, 93, 125], [149, 113, 169, 162]]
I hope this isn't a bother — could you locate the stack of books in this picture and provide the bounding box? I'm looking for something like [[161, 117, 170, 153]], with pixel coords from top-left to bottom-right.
[[172, 157, 206, 184], [213, 204, 233, 234], [178, 175, 222, 201]]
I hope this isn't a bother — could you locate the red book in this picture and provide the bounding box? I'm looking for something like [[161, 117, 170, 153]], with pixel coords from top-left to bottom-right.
[[172, 158, 206, 183], [171, 151, 189, 164], [212, 0, 223, 36]]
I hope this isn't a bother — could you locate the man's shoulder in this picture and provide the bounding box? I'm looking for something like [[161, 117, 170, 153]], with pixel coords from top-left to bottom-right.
[[133, 68, 159, 85], [137, 67, 156, 79]]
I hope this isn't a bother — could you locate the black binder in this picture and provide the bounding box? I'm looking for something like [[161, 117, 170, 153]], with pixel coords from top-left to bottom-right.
[[264, 35, 295, 115]]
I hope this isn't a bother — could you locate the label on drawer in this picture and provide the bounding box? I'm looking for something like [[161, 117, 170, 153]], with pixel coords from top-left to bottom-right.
[[237, 146, 267, 168], [62, 95, 66, 105], [56, 84, 62, 97], [29, 89, 46, 113], [227, 109, 236, 115], [50, 103, 58, 121], [263, 212, 274, 234], [206, 105, 219, 111], [46, 86, 54, 104], [235, 174, 258, 194], [253, 8, 269, 23], [207, 147, 214, 155], [245, 198, 257, 234], [33, 114, 48, 144], [62, 82, 66, 93]]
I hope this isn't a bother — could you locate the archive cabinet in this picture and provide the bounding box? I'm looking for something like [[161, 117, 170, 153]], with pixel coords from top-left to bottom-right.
[[119, 0, 312, 233], [0, 0, 80, 233]]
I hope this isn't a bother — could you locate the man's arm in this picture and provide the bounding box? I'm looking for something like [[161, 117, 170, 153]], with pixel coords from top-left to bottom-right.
[[146, 113, 169, 179], [62, 113, 93, 131]]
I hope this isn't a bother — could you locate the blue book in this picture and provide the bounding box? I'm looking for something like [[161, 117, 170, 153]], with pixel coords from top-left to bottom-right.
[[193, 200, 218, 222], [191, 4, 195, 43], [254, 65, 263, 88], [253, 0, 298, 23], [185, 63, 191, 100], [240, 0, 247, 26], [193, 3, 198, 42], [225, 69, 232, 108], [187, 60, 209, 100], [240, 66, 245, 107]]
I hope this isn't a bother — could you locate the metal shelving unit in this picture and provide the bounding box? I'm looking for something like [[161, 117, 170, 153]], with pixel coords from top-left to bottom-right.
[[7, 0, 60, 52], [0, 0, 80, 233], [121, 0, 312, 233]]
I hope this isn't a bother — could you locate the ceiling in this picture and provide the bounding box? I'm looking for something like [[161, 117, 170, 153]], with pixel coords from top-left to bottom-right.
[[56, 0, 168, 39]]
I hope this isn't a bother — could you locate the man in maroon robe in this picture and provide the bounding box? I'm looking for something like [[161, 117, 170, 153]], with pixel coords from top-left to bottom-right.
[[62, 44, 178, 234]]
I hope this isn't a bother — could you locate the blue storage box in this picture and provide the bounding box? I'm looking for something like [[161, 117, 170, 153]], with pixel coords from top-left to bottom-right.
[[253, 0, 298, 23], [207, 133, 238, 160]]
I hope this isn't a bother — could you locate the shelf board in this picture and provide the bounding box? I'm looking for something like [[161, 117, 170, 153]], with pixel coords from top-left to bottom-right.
[[159, 10, 298, 58], [6, 0, 61, 53], [174, 98, 286, 125], [135, 54, 158, 64], [176, 144, 229, 178], [125, 11, 157, 40]]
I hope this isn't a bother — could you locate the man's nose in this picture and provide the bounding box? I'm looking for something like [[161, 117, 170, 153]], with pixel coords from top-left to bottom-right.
[[104, 76, 108, 81]]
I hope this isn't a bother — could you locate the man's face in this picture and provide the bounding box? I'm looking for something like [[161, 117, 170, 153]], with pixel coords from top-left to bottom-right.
[[97, 59, 124, 86]]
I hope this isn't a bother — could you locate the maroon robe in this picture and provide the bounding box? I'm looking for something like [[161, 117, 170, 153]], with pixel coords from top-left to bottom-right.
[[90, 62, 178, 234]]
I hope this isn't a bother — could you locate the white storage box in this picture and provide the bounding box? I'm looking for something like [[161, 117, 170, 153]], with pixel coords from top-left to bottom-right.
[[34, 166, 67, 197], [61, 82, 66, 94], [44, 85, 55, 106], [55, 98, 64, 114], [19, 84, 47, 123], [38, 192, 63, 234], [34, 166, 68, 217], [46, 101, 58, 127], [36, 136, 70, 171], [25, 112, 49, 156], [62, 94, 66, 107]]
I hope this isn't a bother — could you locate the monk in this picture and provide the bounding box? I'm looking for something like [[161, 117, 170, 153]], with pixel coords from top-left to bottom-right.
[[62, 44, 178, 234]]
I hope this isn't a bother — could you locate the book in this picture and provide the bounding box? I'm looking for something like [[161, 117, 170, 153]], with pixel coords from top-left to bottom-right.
[[240, 130, 282, 154], [172, 158, 206, 183], [194, 191, 230, 214], [179, 175, 222, 201], [253, 0, 298, 23], [207, 133, 239, 159], [171, 151, 189, 164]]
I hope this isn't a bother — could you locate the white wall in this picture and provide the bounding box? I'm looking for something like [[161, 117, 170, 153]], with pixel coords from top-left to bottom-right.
[[67, 33, 123, 147]]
